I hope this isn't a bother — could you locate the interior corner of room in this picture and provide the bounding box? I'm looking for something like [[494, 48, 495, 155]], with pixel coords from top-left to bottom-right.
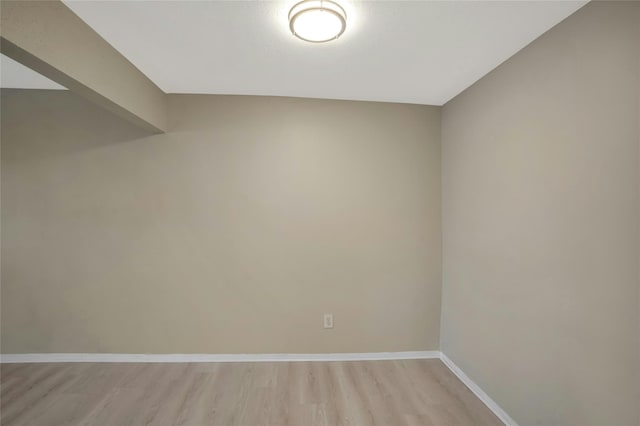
[[1, 1, 639, 425]]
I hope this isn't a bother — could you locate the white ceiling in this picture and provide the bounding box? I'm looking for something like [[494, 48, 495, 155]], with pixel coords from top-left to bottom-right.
[[1, 54, 66, 90], [14, 1, 587, 105]]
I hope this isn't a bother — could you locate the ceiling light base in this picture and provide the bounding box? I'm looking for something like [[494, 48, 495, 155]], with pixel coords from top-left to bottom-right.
[[288, 0, 347, 43]]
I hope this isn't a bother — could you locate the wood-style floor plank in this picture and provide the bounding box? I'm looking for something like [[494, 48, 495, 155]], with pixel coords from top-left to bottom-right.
[[0, 359, 502, 426]]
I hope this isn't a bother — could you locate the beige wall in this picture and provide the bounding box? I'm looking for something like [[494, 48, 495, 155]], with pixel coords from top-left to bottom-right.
[[441, 2, 640, 425], [1, 90, 442, 354]]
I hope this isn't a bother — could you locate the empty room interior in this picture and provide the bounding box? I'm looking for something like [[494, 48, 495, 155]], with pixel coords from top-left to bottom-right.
[[0, 0, 639, 425]]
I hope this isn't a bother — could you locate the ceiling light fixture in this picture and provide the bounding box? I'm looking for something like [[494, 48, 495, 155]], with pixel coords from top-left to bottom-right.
[[288, 0, 347, 43]]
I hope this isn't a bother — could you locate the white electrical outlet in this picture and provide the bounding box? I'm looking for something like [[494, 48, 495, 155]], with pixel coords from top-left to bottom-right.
[[323, 313, 334, 329]]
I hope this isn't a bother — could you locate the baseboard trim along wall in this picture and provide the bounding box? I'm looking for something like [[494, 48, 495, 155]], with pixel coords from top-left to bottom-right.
[[0, 350, 515, 425], [440, 353, 519, 426], [0, 351, 440, 364]]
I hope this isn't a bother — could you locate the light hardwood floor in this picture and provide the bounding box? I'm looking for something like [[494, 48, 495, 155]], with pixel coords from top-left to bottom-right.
[[1, 359, 501, 426]]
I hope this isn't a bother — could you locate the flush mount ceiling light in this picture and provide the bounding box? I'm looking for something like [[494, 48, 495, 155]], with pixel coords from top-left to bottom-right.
[[288, 0, 347, 43]]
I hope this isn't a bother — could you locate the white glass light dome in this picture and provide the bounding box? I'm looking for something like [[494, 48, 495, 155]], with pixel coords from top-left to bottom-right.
[[288, 0, 347, 43]]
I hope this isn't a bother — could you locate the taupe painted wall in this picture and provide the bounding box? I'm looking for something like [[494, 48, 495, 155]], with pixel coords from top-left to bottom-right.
[[441, 2, 640, 425], [1, 90, 442, 354]]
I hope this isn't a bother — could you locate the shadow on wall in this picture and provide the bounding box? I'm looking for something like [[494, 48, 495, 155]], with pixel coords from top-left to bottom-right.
[[1, 89, 153, 352], [1, 89, 152, 164]]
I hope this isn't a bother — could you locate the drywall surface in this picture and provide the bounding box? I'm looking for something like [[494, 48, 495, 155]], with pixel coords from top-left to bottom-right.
[[1, 90, 442, 354], [0, 1, 167, 133], [441, 2, 640, 425]]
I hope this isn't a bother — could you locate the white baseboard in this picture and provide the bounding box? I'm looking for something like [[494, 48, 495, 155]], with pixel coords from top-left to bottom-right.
[[440, 353, 518, 426], [0, 350, 440, 364], [0, 350, 514, 426]]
